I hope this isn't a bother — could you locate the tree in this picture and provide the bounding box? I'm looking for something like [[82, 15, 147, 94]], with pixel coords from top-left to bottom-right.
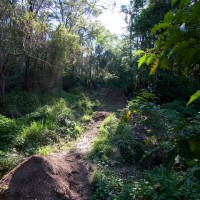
[[0, 1, 23, 106], [136, 0, 200, 78]]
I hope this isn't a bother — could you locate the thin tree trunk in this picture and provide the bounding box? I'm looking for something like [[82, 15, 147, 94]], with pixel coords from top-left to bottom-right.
[[23, 55, 31, 92], [0, 68, 5, 96], [0, 47, 5, 99]]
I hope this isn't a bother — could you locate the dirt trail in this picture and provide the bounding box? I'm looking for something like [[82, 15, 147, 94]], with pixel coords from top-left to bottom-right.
[[74, 112, 110, 154], [0, 89, 127, 200]]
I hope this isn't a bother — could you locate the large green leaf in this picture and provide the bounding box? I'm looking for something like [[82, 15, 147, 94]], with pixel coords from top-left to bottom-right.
[[164, 11, 174, 23], [138, 54, 147, 68], [146, 54, 155, 65], [151, 23, 169, 35], [187, 90, 200, 106], [171, 0, 178, 6], [135, 50, 144, 56]]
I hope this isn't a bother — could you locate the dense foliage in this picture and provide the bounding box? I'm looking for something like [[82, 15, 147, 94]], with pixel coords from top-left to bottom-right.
[[91, 92, 200, 199], [0, 90, 98, 176]]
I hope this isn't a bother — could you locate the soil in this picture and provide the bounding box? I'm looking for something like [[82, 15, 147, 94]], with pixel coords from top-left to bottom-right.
[[97, 88, 127, 111], [0, 154, 92, 200], [0, 89, 127, 200]]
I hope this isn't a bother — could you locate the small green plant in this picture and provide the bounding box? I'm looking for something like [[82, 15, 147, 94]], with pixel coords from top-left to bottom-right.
[[0, 115, 20, 150], [19, 121, 58, 151], [0, 150, 23, 176], [92, 168, 123, 200], [81, 114, 91, 123], [37, 146, 55, 156]]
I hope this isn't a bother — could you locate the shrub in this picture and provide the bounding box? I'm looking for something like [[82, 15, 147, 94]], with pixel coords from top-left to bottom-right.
[[19, 121, 58, 151], [92, 166, 200, 200], [141, 167, 200, 199], [0, 115, 20, 150], [162, 100, 197, 117], [112, 123, 144, 164], [0, 150, 23, 177], [3, 91, 45, 117], [92, 168, 123, 200], [25, 99, 74, 124], [90, 115, 144, 165]]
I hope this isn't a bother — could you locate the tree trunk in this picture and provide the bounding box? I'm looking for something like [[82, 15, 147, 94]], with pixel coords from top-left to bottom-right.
[[0, 69, 5, 99], [23, 55, 31, 92], [0, 47, 5, 99]]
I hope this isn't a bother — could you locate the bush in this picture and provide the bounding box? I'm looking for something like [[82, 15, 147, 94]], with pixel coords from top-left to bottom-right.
[[141, 167, 200, 199], [90, 115, 144, 165], [12, 96, 87, 154], [112, 123, 144, 164], [0, 115, 20, 150], [92, 168, 123, 200], [0, 150, 23, 177], [25, 99, 74, 124], [19, 121, 58, 150], [3, 91, 46, 117], [162, 100, 197, 117], [92, 166, 200, 200]]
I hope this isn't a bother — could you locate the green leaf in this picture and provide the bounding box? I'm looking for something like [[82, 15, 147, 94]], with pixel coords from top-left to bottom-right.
[[159, 58, 169, 70], [173, 178, 185, 192], [145, 139, 151, 146], [164, 11, 174, 23], [138, 54, 147, 68], [146, 54, 155, 65], [151, 23, 169, 35], [189, 139, 200, 159], [135, 50, 144, 56], [165, 147, 178, 173], [187, 90, 200, 106], [172, 0, 178, 6], [179, 0, 190, 8]]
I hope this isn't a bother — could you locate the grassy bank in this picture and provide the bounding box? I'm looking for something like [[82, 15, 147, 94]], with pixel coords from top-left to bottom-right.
[[0, 90, 99, 177]]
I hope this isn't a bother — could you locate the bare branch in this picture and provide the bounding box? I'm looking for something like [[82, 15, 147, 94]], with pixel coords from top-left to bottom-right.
[[35, 0, 46, 15]]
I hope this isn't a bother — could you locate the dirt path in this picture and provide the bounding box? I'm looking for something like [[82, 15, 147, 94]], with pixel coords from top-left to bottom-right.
[[0, 89, 127, 200], [74, 112, 110, 154]]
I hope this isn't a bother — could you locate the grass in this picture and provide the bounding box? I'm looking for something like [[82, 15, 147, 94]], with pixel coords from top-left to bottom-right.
[[0, 90, 98, 177], [37, 146, 56, 156], [89, 114, 144, 166]]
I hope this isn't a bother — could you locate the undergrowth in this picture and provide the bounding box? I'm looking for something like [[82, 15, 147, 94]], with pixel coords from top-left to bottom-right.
[[91, 91, 200, 199], [0, 90, 98, 177], [89, 115, 144, 166]]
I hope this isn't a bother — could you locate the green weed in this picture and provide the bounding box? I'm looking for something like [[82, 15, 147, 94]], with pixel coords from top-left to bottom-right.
[[37, 146, 55, 156], [81, 115, 91, 123], [0, 115, 20, 150], [90, 115, 144, 165]]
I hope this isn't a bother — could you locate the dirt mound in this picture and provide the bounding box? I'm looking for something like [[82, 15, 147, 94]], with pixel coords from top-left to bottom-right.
[[0, 111, 111, 200], [0, 154, 93, 200], [91, 111, 110, 122], [98, 88, 127, 111]]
